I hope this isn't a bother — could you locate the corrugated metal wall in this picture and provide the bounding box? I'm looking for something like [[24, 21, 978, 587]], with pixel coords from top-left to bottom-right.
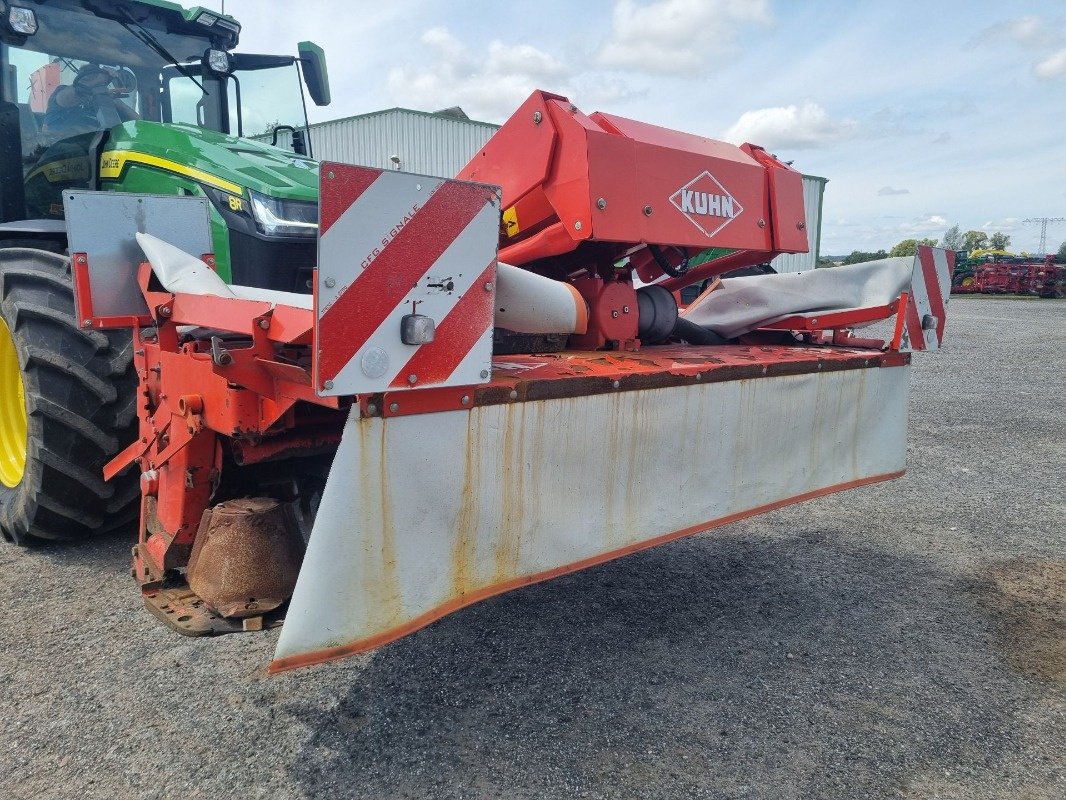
[[297, 109, 499, 179], [771, 175, 827, 274]]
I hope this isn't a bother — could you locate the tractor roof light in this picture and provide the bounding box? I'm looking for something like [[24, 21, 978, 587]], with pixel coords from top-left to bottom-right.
[[205, 49, 230, 74], [195, 10, 239, 40], [7, 5, 38, 35]]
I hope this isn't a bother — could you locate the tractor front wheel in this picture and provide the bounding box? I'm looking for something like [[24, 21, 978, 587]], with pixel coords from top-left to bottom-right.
[[0, 246, 139, 545]]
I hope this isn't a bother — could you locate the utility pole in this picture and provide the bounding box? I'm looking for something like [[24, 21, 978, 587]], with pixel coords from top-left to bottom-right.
[[1023, 217, 1066, 255]]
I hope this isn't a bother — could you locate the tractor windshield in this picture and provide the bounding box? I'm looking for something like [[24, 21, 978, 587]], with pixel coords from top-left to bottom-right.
[[4, 4, 225, 172]]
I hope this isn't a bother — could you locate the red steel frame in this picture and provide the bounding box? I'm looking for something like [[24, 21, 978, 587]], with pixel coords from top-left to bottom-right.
[[107, 263, 342, 585]]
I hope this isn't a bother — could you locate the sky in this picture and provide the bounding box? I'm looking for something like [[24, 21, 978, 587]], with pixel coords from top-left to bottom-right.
[[211, 0, 1066, 255]]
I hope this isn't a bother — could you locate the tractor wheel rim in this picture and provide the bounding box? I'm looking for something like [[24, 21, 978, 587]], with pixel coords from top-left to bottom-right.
[[0, 317, 27, 489]]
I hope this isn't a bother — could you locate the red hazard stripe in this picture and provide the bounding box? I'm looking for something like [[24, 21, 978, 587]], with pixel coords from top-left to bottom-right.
[[389, 261, 496, 387], [318, 181, 492, 383], [319, 163, 384, 236], [918, 249, 946, 345], [905, 289, 925, 351]]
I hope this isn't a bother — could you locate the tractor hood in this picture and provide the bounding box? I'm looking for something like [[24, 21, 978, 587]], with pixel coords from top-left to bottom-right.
[[102, 121, 319, 202]]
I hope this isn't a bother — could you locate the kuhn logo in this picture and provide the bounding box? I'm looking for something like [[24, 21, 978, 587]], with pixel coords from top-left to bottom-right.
[[669, 171, 743, 237]]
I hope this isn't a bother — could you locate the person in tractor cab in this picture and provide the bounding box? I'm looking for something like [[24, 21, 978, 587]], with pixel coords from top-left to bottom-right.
[[42, 64, 139, 137]]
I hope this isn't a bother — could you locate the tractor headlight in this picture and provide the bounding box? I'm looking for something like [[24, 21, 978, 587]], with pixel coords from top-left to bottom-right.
[[249, 191, 318, 238], [7, 5, 38, 35]]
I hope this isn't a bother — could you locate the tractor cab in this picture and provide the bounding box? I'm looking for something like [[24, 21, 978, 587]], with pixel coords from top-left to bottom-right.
[[0, 0, 330, 288]]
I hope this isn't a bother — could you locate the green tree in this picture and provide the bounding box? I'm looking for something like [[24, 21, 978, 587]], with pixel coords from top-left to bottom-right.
[[962, 230, 989, 253], [940, 224, 964, 250], [1058, 240, 1066, 260], [989, 232, 1011, 251], [889, 238, 938, 258], [842, 249, 889, 265]]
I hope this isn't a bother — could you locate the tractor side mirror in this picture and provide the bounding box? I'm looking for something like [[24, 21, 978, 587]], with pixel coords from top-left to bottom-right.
[[297, 41, 330, 107], [291, 128, 307, 157]]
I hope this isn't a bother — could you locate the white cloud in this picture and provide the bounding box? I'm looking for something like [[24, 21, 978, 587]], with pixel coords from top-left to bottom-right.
[[900, 215, 949, 235], [981, 218, 1020, 232], [1035, 49, 1066, 79], [972, 16, 1060, 48], [386, 28, 570, 121], [721, 101, 858, 149], [878, 186, 909, 196], [598, 0, 773, 75], [932, 132, 951, 144], [971, 16, 1066, 80]]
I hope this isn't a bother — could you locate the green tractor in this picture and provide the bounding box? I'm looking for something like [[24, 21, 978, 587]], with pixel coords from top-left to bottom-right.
[[0, 0, 330, 544]]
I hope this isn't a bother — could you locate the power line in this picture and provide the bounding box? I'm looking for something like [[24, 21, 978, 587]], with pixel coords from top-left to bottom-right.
[[1023, 217, 1066, 255]]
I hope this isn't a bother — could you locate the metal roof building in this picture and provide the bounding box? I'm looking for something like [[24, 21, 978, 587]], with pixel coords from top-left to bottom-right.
[[294, 107, 826, 273], [302, 107, 499, 179], [771, 174, 827, 274]]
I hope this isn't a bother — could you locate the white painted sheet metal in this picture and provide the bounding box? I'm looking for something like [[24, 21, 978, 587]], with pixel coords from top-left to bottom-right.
[[272, 363, 910, 671]]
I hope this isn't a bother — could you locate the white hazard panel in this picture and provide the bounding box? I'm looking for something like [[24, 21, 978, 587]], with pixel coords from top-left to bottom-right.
[[901, 246, 955, 352], [314, 162, 501, 396]]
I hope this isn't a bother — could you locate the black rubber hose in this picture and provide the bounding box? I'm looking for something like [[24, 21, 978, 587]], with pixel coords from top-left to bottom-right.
[[648, 245, 690, 279], [672, 316, 730, 345]]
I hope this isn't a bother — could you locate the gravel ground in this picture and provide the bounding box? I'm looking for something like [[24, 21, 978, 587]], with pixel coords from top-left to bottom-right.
[[1, 296, 1063, 800]]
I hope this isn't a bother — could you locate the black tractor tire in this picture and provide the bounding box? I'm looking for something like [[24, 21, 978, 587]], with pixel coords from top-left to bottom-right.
[[0, 246, 139, 545]]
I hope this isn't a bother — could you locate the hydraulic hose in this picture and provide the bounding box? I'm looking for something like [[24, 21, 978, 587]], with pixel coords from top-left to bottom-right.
[[672, 316, 730, 345], [648, 245, 690, 279]]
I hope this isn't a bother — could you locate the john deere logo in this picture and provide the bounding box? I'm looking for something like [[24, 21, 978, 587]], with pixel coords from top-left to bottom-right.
[[669, 171, 743, 237]]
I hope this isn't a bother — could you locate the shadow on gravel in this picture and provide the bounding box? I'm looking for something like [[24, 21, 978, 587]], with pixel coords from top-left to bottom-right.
[[25, 530, 133, 572], [283, 529, 1034, 800]]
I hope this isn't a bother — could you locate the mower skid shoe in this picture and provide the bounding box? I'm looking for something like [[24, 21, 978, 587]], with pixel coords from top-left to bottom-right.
[[270, 361, 910, 673]]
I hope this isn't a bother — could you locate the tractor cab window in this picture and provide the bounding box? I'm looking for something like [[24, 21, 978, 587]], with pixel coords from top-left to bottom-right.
[[229, 59, 313, 157], [162, 68, 228, 132]]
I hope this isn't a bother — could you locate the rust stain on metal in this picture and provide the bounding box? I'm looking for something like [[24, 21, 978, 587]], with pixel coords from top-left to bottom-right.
[[356, 418, 403, 629], [452, 413, 482, 597], [623, 391, 651, 539], [186, 497, 304, 618], [602, 393, 621, 545], [378, 425, 401, 625], [849, 368, 868, 478], [496, 403, 526, 583]]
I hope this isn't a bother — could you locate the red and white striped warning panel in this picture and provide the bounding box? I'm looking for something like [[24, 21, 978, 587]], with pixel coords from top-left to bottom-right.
[[314, 162, 501, 396], [903, 246, 955, 351]]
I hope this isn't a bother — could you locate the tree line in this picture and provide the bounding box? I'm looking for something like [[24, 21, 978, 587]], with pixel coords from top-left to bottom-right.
[[830, 226, 1025, 266]]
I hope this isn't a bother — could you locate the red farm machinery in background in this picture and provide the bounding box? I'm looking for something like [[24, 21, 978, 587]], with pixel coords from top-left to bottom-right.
[[64, 90, 957, 673], [954, 253, 1064, 298]]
